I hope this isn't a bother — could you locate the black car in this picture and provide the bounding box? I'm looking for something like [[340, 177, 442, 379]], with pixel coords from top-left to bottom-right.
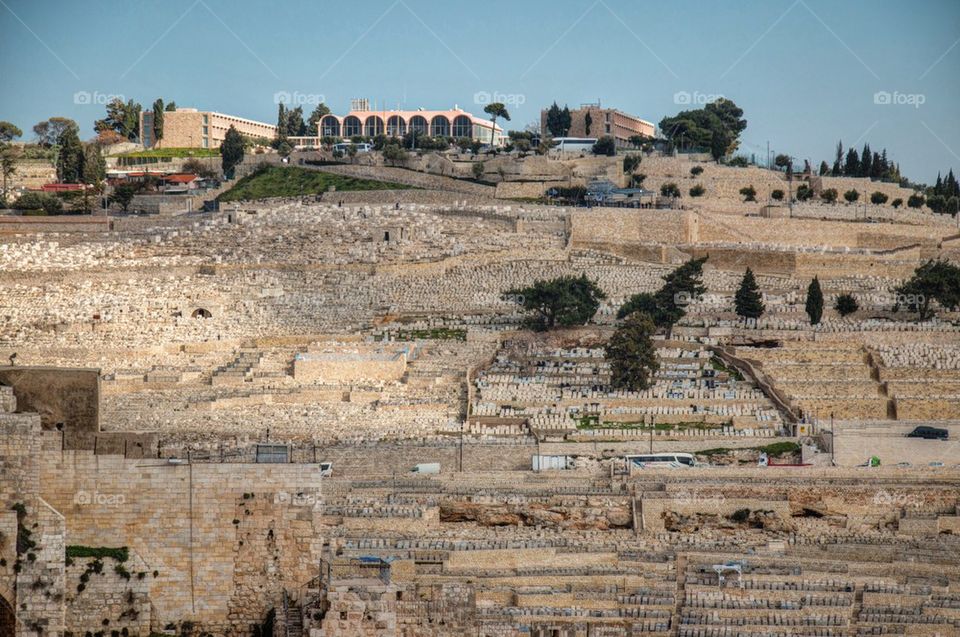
[[906, 426, 949, 440]]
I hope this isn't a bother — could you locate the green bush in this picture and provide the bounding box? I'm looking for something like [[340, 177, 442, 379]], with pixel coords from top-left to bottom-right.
[[843, 189, 859, 203], [690, 165, 704, 176], [660, 182, 681, 198], [689, 184, 705, 197], [739, 185, 756, 202], [891, 198, 903, 208], [795, 184, 814, 201], [870, 191, 889, 205], [14, 192, 63, 214], [820, 188, 838, 203], [770, 189, 784, 201]]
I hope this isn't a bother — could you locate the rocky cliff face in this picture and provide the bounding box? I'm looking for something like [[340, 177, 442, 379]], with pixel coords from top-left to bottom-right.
[[439, 499, 632, 530]]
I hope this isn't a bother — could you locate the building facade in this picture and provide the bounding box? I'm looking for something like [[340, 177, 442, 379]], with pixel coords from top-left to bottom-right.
[[308, 106, 504, 146], [141, 108, 278, 149], [541, 105, 655, 149]]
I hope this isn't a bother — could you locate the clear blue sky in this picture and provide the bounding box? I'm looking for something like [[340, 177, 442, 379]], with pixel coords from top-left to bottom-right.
[[1, 0, 958, 183]]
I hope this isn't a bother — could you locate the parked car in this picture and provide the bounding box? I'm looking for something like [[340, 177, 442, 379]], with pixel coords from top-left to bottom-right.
[[906, 426, 948, 440]]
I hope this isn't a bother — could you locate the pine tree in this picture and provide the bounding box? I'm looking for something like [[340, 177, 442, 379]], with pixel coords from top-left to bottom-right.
[[819, 160, 830, 176], [805, 277, 824, 325], [606, 312, 660, 391], [734, 268, 765, 319], [832, 140, 843, 176]]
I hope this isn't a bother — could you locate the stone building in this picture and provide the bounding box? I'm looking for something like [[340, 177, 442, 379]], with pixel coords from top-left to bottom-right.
[[541, 103, 655, 147], [140, 108, 278, 149]]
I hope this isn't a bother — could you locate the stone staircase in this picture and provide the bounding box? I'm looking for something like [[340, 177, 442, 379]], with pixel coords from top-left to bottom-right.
[[210, 350, 263, 386]]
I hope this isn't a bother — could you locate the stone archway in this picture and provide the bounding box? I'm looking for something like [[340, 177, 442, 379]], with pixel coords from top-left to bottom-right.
[[0, 592, 14, 637], [191, 308, 212, 319]]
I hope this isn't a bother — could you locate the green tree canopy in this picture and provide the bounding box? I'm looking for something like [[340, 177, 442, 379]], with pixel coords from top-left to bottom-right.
[[32, 117, 77, 147], [221, 126, 245, 175], [593, 136, 616, 156], [894, 259, 960, 321], [152, 98, 165, 142], [606, 312, 660, 391], [0, 121, 22, 143], [659, 98, 746, 160], [735, 268, 765, 319], [484, 102, 510, 147], [834, 293, 858, 317], [108, 183, 136, 212], [56, 126, 84, 183], [507, 274, 606, 331], [617, 256, 708, 330], [805, 277, 824, 325], [95, 98, 141, 141]]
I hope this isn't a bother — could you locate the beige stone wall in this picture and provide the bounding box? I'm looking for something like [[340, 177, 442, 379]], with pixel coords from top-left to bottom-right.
[[832, 422, 960, 466], [569, 209, 693, 246], [293, 356, 406, 383], [39, 450, 325, 630]]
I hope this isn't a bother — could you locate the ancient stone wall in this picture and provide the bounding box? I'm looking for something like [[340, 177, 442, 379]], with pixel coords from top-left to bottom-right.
[[38, 448, 325, 632]]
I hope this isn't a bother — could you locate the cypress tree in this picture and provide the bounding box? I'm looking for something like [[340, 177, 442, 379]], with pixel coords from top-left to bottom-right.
[[734, 268, 765, 319], [805, 277, 824, 325], [860, 143, 872, 178], [606, 312, 660, 391], [832, 140, 843, 176], [844, 148, 859, 176]]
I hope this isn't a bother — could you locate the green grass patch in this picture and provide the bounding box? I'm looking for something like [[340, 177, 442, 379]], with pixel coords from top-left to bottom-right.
[[113, 147, 220, 159], [710, 357, 744, 381], [574, 418, 727, 432], [66, 546, 129, 562], [218, 166, 415, 202]]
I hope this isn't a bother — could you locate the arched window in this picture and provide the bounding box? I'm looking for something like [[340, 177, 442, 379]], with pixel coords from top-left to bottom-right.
[[408, 115, 428, 136], [320, 115, 340, 137], [364, 116, 384, 137], [342, 116, 362, 137], [430, 115, 450, 137], [452, 115, 473, 138], [192, 308, 212, 319], [386, 115, 406, 137]]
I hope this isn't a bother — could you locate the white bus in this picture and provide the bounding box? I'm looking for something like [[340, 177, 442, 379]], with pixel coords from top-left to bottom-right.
[[625, 453, 697, 469], [553, 137, 597, 156], [333, 142, 372, 153]]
